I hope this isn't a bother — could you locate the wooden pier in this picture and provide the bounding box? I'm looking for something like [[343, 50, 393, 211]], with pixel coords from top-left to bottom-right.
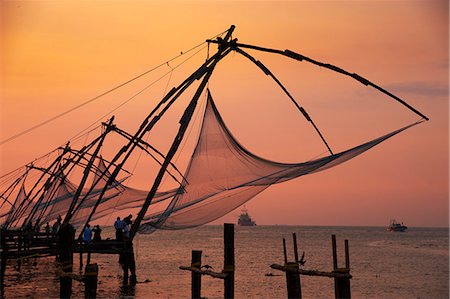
[[0, 227, 136, 299]]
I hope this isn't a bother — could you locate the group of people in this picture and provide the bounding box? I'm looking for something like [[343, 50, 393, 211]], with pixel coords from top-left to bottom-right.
[[82, 224, 102, 244], [114, 214, 133, 241], [22, 214, 133, 244]]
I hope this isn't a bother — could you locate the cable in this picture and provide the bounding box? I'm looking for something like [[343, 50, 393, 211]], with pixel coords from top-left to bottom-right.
[[0, 29, 228, 146]]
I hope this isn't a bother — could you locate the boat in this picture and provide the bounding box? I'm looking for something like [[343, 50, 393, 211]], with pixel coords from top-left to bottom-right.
[[237, 208, 256, 226], [387, 220, 407, 232]]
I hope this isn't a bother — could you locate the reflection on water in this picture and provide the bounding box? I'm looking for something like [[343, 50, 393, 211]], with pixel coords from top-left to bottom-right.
[[2, 226, 449, 298]]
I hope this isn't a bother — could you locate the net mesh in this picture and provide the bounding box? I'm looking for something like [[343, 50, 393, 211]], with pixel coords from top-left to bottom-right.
[[1, 90, 420, 233], [138, 91, 420, 232]]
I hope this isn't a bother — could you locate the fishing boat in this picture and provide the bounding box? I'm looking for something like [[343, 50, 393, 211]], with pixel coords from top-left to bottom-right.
[[237, 208, 256, 226], [387, 220, 407, 232]]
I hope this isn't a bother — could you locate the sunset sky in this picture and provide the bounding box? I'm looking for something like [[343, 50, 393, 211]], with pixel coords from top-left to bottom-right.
[[1, 1, 448, 227]]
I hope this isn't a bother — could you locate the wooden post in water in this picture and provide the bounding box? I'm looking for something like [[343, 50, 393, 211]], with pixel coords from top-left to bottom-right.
[[283, 238, 288, 264], [191, 250, 202, 299], [121, 239, 137, 285], [343, 239, 351, 298], [332, 235, 351, 299], [285, 262, 301, 299], [84, 263, 98, 299], [128, 241, 137, 285], [122, 243, 129, 285], [59, 223, 75, 299], [281, 233, 301, 299], [331, 234, 339, 299], [224, 223, 234, 299]]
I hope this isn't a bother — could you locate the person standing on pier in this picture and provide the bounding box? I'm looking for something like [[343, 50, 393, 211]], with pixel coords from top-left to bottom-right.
[[123, 214, 133, 239], [52, 215, 62, 235], [83, 224, 92, 244], [92, 225, 102, 242], [114, 217, 124, 241]]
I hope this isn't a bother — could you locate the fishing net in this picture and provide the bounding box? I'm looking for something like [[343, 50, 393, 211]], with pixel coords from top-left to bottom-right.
[[1, 90, 420, 233], [138, 91, 420, 232]]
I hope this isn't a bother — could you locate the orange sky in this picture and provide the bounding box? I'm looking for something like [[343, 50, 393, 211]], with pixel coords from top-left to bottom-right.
[[0, 1, 448, 227]]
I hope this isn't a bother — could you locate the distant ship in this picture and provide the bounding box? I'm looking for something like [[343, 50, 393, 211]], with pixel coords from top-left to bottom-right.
[[237, 208, 256, 226], [387, 220, 407, 232]]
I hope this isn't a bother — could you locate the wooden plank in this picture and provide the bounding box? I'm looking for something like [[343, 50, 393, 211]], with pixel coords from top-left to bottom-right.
[[179, 266, 228, 279]]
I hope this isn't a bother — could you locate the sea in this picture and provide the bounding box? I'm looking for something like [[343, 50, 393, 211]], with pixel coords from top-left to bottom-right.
[[2, 225, 449, 298]]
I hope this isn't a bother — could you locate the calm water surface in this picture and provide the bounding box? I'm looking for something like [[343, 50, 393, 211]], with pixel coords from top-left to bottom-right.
[[3, 226, 449, 298]]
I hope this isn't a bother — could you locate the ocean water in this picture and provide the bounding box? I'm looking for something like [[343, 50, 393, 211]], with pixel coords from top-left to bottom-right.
[[2, 225, 448, 298]]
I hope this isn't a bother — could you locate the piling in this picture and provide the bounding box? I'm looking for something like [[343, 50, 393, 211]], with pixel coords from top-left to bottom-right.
[[128, 241, 137, 285], [84, 263, 98, 299], [191, 250, 202, 299], [332, 235, 351, 299], [59, 223, 75, 299], [122, 239, 137, 285], [223, 223, 234, 299]]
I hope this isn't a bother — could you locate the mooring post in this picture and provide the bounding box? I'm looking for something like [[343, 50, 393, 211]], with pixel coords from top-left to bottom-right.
[[285, 262, 301, 299], [344, 240, 351, 298], [59, 223, 75, 299], [345, 240, 350, 269], [331, 234, 339, 298], [336, 240, 351, 299], [122, 243, 129, 285], [191, 250, 202, 299], [84, 263, 98, 299], [292, 233, 302, 298], [128, 240, 137, 285], [283, 238, 288, 264], [224, 223, 234, 299], [332, 235, 351, 299], [332, 234, 338, 270]]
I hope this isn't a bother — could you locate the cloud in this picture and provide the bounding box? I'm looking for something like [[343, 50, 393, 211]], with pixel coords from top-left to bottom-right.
[[385, 81, 449, 98]]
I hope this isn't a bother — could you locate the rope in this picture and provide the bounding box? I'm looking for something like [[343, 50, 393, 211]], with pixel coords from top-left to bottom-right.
[[0, 29, 228, 147]]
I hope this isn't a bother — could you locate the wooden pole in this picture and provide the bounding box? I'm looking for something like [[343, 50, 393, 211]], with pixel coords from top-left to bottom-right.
[[128, 241, 137, 285], [191, 250, 202, 299], [331, 234, 339, 299], [339, 240, 351, 299], [345, 240, 350, 269], [224, 223, 234, 299], [122, 244, 129, 285], [283, 238, 288, 264], [293, 233, 299, 264], [59, 223, 75, 299], [285, 262, 301, 299], [331, 234, 338, 270], [84, 263, 98, 299]]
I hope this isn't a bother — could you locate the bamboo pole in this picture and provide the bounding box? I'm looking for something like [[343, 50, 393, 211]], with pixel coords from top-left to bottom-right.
[[224, 223, 235, 299], [191, 250, 202, 299]]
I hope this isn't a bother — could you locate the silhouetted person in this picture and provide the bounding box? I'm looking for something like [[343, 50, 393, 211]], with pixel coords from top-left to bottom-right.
[[92, 225, 102, 242], [83, 224, 92, 244], [123, 214, 133, 226], [123, 214, 132, 239], [52, 215, 62, 235], [114, 217, 124, 241]]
